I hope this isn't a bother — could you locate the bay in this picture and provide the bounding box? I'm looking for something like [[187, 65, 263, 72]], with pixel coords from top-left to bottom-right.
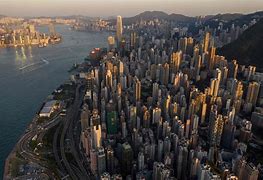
[[0, 25, 110, 177]]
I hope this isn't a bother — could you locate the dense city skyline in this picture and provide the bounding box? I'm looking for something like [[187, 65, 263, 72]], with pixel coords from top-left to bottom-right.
[[2, 1, 263, 179], [0, 0, 263, 17]]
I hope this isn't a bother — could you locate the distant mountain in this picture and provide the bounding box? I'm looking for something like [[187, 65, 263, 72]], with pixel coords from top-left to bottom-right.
[[229, 11, 263, 27], [203, 11, 263, 29], [217, 18, 263, 71], [206, 13, 243, 22], [109, 11, 195, 25]]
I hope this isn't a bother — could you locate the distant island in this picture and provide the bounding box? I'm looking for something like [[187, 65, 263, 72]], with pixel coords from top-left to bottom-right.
[[0, 22, 62, 48]]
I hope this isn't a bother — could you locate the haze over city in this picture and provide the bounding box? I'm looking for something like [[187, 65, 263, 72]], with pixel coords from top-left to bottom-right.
[[2, 0, 263, 179], [1, 0, 263, 17]]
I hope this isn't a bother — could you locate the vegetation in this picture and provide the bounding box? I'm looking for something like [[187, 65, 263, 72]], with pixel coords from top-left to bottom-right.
[[218, 18, 263, 71], [37, 116, 49, 124], [53, 83, 76, 101], [10, 157, 25, 177], [29, 139, 38, 150]]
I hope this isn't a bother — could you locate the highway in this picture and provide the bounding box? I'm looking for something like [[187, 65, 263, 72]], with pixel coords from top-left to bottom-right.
[[58, 83, 91, 179], [17, 83, 92, 180], [17, 112, 62, 178]]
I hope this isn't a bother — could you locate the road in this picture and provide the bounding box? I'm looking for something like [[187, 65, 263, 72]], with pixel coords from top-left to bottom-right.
[[58, 84, 90, 179], [16, 112, 62, 178]]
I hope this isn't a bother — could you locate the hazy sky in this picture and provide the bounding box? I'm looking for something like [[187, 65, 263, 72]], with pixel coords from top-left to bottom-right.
[[0, 0, 263, 17]]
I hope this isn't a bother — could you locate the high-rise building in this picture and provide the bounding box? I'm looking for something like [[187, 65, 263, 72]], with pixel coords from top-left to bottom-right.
[[171, 51, 182, 73], [121, 142, 133, 175], [106, 146, 114, 174], [130, 31, 137, 49], [106, 100, 118, 134], [92, 125, 102, 149], [108, 36, 115, 50], [246, 81, 260, 106], [235, 159, 259, 180], [137, 152, 144, 171], [97, 147, 106, 175], [134, 77, 141, 102], [203, 32, 210, 53], [116, 16, 123, 42]]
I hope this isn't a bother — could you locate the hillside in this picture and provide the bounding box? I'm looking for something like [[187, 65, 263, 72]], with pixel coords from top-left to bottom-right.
[[207, 13, 243, 22], [109, 11, 195, 25], [218, 18, 263, 70]]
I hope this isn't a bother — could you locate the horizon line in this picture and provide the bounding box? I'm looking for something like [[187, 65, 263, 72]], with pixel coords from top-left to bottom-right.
[[1, 9, 262, 19]]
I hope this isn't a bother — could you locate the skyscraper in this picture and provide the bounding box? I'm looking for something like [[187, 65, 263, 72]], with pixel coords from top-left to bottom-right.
[[97, 147, 106, 175], [92, 125, 102, 149], [134, 77, 141, 102], [246, 81, 260, 106], [116, 16, 123, 42], [121, 142, 133, 175], [203, 32, 210, 53]]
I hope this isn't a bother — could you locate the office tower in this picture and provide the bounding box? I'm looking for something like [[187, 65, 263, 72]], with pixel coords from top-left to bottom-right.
[[163, 137, 171, 155], [82, 129, 92, 156], [208, 105, 217, 145], [195, 55, 202, 80], [246, 66, 256, 81], [243, 163, 259, 180], [152, 83, 159, 102], [201, 102, 207, 124], [116, 16, 123, 42], [106, 100, 118, 134], [228, 60, 238, 79], [92, 124, 102, 149], [203, 32, 210, 53], [143, 110, 150, 128], [90, 148, 98, 174], [171, 51, 182, 73], [186, 37, 194, 56], [106, 146, 114, 174], [153, 107, 161, 124], [108, 36, 115, 50], [130, 31, 137, 49], [246, 81, 260, 106], [137, 152, 144, 171], [134, 77, 141, 102], [239, 121, 252, 143], [80, 105, 90, 131], [221, 120, 236, 150], [106, 70, 113, 89], [129, 105, 137, 130], [97, 147, 106, 175], [121, 142, 133, 175], [209, 113, 224, 146], [235, 159, 259, 180], [185, 119, 191, 139], [119, 60, 124, 76], [157, 139, 164, 162], [176, 145, 188, 180], [178, 37, 187, 54], [208, 46, 216, 71], [221, 66, 228, 85], [121, 121, 127, 138], [162, 63, 169, 86], [153, 162, 164, 180]]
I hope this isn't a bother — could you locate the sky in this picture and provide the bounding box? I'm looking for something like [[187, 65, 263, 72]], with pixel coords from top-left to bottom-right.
[[0, 0, 263, 17]]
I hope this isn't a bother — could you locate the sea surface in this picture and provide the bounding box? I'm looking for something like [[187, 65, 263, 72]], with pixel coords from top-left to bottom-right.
[[0, 25, 110, 177]]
